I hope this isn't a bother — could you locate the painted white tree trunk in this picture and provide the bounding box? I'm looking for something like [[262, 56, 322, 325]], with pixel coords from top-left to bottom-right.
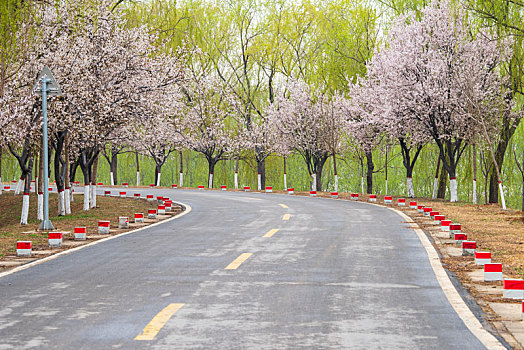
[[179, 172, 183, 188], [65, 188, 71, 214], [20, 194, 30, 225], [361, 177, 364, 194], [283, 173, 287, 191], [58, 190, 65, 216], [407, 177, 415, 198], [257, 173, 262, 191], [15, 178, 23, 195], [432, 177, 438, 199], [472, 179, 477, 204], [70, 188, 74, 202], [110, 172, 115, 186], [498, 181, 507, 210], [385, 179, 388, 195], [208, 173, 213, 189], [334, 174, 339, 192], [136, 171, 140, 186], [37, 193, 44, 220], [312, 173, 317, 191], [156, 172, 161, 187], [90, 184, 97, 208], [83, 185, 90, 211], [234, 172, 238, 189], [450, 178, 458, 202]]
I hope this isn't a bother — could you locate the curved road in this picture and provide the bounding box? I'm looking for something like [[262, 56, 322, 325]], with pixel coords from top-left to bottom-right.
[[0, 189, 498, 349]]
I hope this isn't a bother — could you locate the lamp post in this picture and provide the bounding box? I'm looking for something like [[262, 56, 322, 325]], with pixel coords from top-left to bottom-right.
[[34, 66, 62, 230]]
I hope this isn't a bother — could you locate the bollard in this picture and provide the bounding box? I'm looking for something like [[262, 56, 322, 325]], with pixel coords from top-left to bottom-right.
[[135, 213, 144, 223], [454, 233, 467, 245], [16, 241, 32, 257], [244, 186, 250, 192], [503, 279, 524, 299], [157, 196, 164, 204], [287, 188, 294, 195], [409, 201, 417, 209], [417, 205, 425, 213], [118, 216, 129, 229], [158, 205, 166, 215], [134, 193, 141, 199], [119, 191, 126, 198], [429, 211, 439, 219], [331, 192, 338, 199], [369, 194, 377, 202], [462, 241, 476, 256], [74, 227, 87, 240], [441, 220, 452, 232], [398, 198, 406, 206], [474, 251, 491, 265], [165, 201, 172, 212], [265, 186, 273, 193], [423, 207, 432, 217], [97, 182, 103, 186], [384, 196, 392, 204], [434, 215, 445, 225], [172, 184, 178, 189], [149, 184, 155, 187], [351, 193, 360, 200], [98, 220, 110, 234], [484, 263, 503, 281], [147, 194, 154, 202], [122, 182, 129, 188], [148, 209, 157, 219], [48, 232, 63, 248], [198, 185, 205, 190], [310, 191, 317, 197], [221, 185, 227, 191], [104, 190, 111, 196]]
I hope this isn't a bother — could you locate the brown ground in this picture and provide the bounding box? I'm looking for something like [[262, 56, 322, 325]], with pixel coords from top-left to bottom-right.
[[0, 190, 179, 261]]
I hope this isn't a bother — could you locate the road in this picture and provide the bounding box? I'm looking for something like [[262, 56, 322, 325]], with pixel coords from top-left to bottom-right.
[[0, 188, 499, 349]]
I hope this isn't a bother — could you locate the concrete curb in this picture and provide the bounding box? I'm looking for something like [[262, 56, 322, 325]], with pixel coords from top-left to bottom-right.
[[0, 201, 192, 280]]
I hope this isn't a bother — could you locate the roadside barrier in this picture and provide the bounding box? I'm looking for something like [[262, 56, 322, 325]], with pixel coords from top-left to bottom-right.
[[384, 195, 392, 204], [118, 217, 129, 229], [244, 186, 250, 192], [198, 185, 204, 190], [98, 220, 110, 234], [409, 201, 417, 209], [369, 194, 377, 202], [221, 185, 227, 191], [158, 205, 166, 215], [503, 279, 524, 299], [123, 183, 129, 188], [266, 186, 273, 193], [454, 233, 467, 245], [434, 215, 445, 225], [331, 192, 338, 199], [417, 205, 424, 213], [351, 193, 360, 200], [119, 191, 126, 198], [147, 195, 154, 202], [423, 207, 432, 217], [104, 190, 111, 196], [172, 184, 178, 189], [134, 193, 141, 199], [135, 213, 144, 223], [48, 232, 63, 248], [310, 190, 317, 197], [484, 263, 503, 281], [16, 241, 31, 257], [430, 211, 439, 219], [287, 188, 294, 195], [74, 227, 87, 240], [398, 198, 406, 206], [474, 251, 491, 265], [148, 209, 157, 219], [165, 201, 172, 211], [441, 220, 452, 232], [462, 241, 476, 256]]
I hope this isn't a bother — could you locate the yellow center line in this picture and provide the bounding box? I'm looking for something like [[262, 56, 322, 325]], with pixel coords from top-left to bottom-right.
[[225, 253, 253, 270], [246, 197, 262, 201], [135, 303, 184, 341], [263, 229, 279, 238], [279, 204, 289, 209], [282, 214, 291, 221]]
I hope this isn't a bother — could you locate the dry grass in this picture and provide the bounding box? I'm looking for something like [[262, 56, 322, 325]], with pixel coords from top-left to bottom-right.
[[0, 191, 162, 258]]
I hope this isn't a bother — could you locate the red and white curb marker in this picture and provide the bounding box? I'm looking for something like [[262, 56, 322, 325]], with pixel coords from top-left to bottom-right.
[[221, 185, 227, 191], [351, 193, 360, 200], [503, 279, 524, 299], [74, 227, 87, 241], [123, 183, 129, 188], [441, 220, 452, 232], [423, 207, 432, 217], [331, 192, 339, 199], [172, 184, 178, 189], [198, 185, 205, 190], [474, 251, 491, 265], [104, 190, 111, 196], [484, 263, 503, 281], [266, 186, 273, 193], [149, 184, 155, 188], [462, 241, 476, 256], [409, 201, 417, 209], [384, 195, 392, 204], [134, 193, 141, 199], [74, 181, 80, 186], [16, 241, 32, 257], [48, 232, 63, 248], [118, 216, 129, 229], [165, 201, 172, 212], [429, 211, 439, 219], [287, 188, 294, 195], [148, 209, 157, 219], [119, 191, 126, 198], [97, 182, 103, 186], [417, 205, 424, 213], [157, 196, 164, 204], [147, 194, 154, 202], [454, 233, 467, 245], [135, 213, 144, 223], [369, 194, 377, 202], [310, 190, 317, 197], [158, 205, 166, 215], [244, 186, 250, 192], [398, 198, 406, 206], [98, 221, 110, 234], [434, 215, 445, 225], [4, 185, 10, 191], [450, 223, 461, 234]]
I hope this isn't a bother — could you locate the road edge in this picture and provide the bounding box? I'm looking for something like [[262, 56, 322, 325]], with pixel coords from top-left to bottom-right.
[[0, 201, 192, 280]]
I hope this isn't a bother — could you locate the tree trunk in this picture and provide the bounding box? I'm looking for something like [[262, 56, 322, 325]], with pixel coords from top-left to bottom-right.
[[110, 152, 118, 186], [20, 157, 33, 225], [365, 151, 374, 194], [155, 163, 162, 187], [257, 159, 266, 191], [179, 150, 184, 188], [437, 163, 447, 199], [234, 155, 239, 190], [208, 160, 216, 188], [472, 143, 477, 204], [64, 137, 71, 215], [384, 145, 388, 195], [135, 151, 140, 186], [283, 156, 287, 190], [333, 154, 338, 192], [90, 154, 99, 208]]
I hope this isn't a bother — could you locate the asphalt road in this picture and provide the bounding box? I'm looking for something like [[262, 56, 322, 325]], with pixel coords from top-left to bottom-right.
[[0, 188, 493, 349]]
